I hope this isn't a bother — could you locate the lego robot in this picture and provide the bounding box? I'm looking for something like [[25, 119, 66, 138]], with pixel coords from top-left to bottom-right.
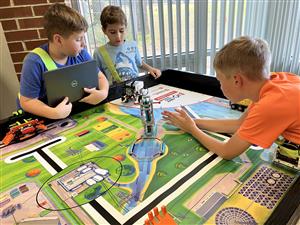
[[121, 80, 155, 137], [139, 88, 155, 137], [121, 81, 144, 103], [273, 138, 300, 170]]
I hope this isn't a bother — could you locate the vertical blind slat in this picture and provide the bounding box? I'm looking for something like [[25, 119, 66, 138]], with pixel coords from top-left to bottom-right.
[[244, 0, 251, 35], [185, 0, 190, 71], [167, 0, 174, 68], [139, 0, 148, 65], [148, 0, 157, 68], [272, 1, 285, 71], [252, 2, 259, 36], [194, 0, 200, 73], [199, 1, 207, 74], [268, 1, 278, 71], [235, 0, 243, 37], [176, 0, 182, 70], [267, 1, 276, 50], [278, 2, 289, 70], [129, 0, 137, 41], [158, 0, 166, 69], [86, 1, 96, 51], [282, 1, 293, 71], [260, 1, 267, 38], [219, 0, 226, 49], [259, 1, 267, 37], [210, 0, 217, 75], [227, 0, 235, 41]]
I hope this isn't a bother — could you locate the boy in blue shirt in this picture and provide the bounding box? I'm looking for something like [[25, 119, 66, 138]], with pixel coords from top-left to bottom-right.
[[93, 5, 161, 85], [19, 3, 109, 119]]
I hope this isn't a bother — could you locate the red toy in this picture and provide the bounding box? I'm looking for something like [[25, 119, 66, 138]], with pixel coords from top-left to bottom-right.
[[1, 119, 47, 146], [144, 206, 177, 225]]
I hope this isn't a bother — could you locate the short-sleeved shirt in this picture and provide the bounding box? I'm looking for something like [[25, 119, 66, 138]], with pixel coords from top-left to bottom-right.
[[93, 40, 142, 85], [238, 72, 300, 148], [19, 43, 92, 106]]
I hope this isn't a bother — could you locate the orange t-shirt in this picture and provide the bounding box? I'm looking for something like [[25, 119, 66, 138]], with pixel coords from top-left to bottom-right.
[[238, 72, 300, 148]]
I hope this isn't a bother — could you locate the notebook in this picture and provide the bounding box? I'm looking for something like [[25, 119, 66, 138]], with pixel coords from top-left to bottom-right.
[[43, 60, 98, 107]]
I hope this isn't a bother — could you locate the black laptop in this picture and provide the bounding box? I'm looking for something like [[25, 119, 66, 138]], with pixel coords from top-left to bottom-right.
[[43, 60, 98, 107]]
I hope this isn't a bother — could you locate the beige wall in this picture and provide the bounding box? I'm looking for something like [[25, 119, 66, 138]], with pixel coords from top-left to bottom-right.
[[0, 23, 19, 119]]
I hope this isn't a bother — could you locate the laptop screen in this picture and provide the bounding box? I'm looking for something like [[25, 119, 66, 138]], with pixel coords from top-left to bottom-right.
[[43, 60, 99, 107]]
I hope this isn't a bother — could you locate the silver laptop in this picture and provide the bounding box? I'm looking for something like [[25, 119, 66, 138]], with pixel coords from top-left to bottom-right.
[[43, 60, 98, 107]]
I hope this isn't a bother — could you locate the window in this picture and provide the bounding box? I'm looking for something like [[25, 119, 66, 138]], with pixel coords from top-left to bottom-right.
[[74, 0, 300, 76]]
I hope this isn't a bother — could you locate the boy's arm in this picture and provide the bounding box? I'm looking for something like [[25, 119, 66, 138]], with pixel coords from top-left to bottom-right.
[[20, 95, 72, 119], [194, 111, 248, 134], [189, 126, 252, 159], [140, 61, 161, 78], [80, 71, 109, 105], [162, 108, 251, 159], [98, 71, 109, 92]]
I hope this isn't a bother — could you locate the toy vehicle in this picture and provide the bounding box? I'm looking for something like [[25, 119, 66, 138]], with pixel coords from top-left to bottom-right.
[[1, 119, 47, 146], [229, 99, 252, 112]]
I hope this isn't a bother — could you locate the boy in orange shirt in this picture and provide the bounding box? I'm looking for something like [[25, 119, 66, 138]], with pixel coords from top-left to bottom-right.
[[162, 36, 300, 164]]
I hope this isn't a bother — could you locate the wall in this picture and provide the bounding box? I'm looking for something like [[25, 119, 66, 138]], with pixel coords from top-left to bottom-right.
[[0, 23, 19, 119], [0, 0, 66, 80]]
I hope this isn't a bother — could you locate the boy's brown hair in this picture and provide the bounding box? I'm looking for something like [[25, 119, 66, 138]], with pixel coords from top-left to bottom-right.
[[43, 3, 88, 41], [100, 5, 127, 30], [213, 36, 271, 80]]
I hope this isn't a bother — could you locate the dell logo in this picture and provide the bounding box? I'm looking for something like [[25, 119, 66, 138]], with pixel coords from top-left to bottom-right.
[[71, 80, 78, 88]]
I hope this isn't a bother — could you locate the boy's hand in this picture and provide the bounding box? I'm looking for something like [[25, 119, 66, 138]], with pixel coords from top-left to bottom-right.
[[55, 97, 72, 118], [149, 68, 161, 79], [162, 108, 198, 134], [80, 87, 107, 105]]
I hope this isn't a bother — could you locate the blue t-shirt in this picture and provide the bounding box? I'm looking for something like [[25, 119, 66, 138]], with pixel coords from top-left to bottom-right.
[[19, 43, 92, 106], [93, 40, 142, 85]]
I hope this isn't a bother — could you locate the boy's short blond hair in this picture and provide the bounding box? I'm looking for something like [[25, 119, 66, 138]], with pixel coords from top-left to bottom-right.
[[100, 5, 127, 30], [43, 3, 88, 41], [213, 36, 271, 80]]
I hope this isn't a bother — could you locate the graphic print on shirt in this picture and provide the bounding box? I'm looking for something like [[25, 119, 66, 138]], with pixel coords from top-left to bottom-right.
[[115, 52, 137, 81]]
